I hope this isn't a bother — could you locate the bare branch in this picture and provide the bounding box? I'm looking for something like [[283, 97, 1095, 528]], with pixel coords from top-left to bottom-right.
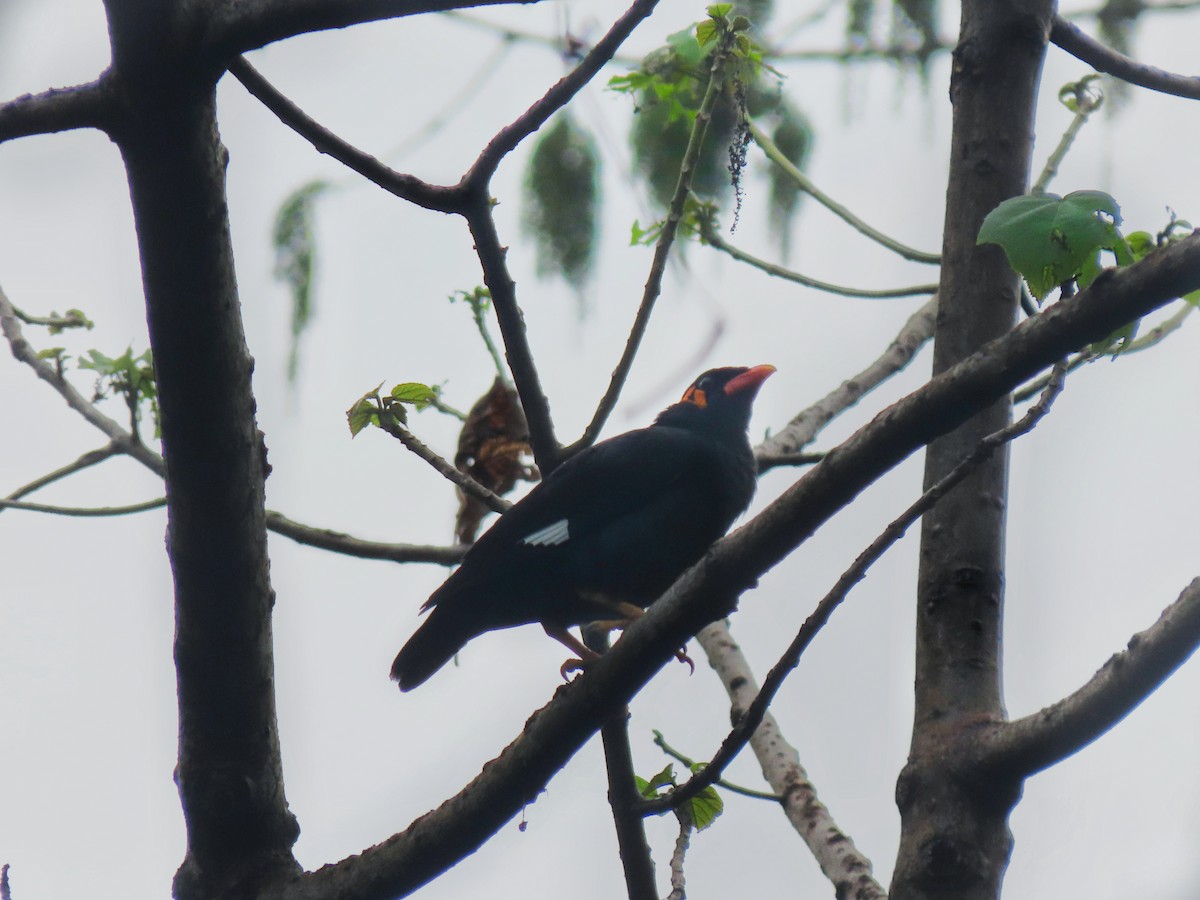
[[460, 0, 664, 470], [376, 417, 511, 513], [2, 443, 121, 507], [464, 0, 661, 183], [652, 730, 781, 801], [208, 0, 542, 59], [1050, 14, 1200, 100], [755, 295, 938, 470], [264, 512, 466, 565], [0, 78, 112, 143], [3, 283, 466, 566], [227, 58, 461, 213], [0, 496, 167, 516], [564, 27, 740, 459], [1, 286, 165, 477], [983, 577, 1200, 777], [749, 120, 942, 265], [694, 621, 886, 898], [700, 215, 939, 298]]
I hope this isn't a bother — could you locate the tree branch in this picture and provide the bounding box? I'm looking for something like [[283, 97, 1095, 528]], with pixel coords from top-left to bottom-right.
[[2, 443, 121, 507], [376, 417, 510, 513], [692, 621, 886, 899], [700, 216, 939, 299], [208, 0, 542, 60], [1, 286, 472, 567], [755, 295, 938, 471], [981, 577, 1200, 777], [0, 286, 166, 477], [463, 0, 661, 184], [459, 0, 663, 471], [0, 497, 166, 516], [0, 78, 112, 143], [583, 630, 658, 900], [227, 58, 461, 213], [264, 512, 467, 565], [1050, 14, 1200, 100], [564, 25, 739, 459], [266, 229, 1200, 900]]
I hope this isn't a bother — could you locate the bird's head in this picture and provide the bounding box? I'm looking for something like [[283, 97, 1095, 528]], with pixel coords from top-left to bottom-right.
[[657, 365, 776, 436]]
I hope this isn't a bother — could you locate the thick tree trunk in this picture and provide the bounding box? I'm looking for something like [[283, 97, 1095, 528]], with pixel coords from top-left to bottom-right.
[[104, 3, 299, 896], [892, 2, 1054, 898]]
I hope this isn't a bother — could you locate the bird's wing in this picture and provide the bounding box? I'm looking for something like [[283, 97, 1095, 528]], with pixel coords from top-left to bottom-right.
[[423, 426, 715, 607]]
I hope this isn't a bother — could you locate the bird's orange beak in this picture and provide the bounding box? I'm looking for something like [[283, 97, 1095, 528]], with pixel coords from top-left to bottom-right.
[[724, 364, 776, 396]]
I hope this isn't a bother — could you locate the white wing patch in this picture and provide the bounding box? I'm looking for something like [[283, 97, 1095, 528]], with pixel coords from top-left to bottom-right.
[[521, 518, 570, 547]]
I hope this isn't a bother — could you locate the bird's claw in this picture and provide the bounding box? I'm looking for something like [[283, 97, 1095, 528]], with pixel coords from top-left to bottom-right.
[[674, 646, 695, 675], [560, 657, 591, 680]]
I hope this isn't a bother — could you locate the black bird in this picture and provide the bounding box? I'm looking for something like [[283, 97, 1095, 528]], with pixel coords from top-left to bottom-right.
[[390, 365, 775, 690]]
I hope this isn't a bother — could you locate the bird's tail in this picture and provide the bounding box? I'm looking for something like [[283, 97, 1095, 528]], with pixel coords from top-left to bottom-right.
[[390, 608, 474, 691]]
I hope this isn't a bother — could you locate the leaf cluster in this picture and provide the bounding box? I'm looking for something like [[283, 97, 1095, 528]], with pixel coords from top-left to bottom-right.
[[79, 346, 159, 436], [608, 5, 811, 247], [637, 763, 724, 832], [346, 381, 443, 437], [979, 193, 1195, 352]]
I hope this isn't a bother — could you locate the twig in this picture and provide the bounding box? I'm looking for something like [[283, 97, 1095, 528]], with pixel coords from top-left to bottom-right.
[[983, 576, 1200, 777], [0, 286, 165, 476], [749, 120, 942, 265], [565, 24, 740, 459], [2, 443, 120, 507], [1014, 301, 1194, 403], [228, 58, 461, 213], [0, 497, 167, 516], [652, 731, 781, 801], [1050, 14, 1200, 100], [1032, 75, 1104, 196], [458, 0, 665, 471], [700, 215, 939, 298], [9, 305, 93, 331], [4, 281, 470, 565], [264, 511, 466, 565], [650, 361, 1068, 816], [376, 418, 510, 514], [755, 295, 939, 470], [665, 815, 692, 900], [463, 0, 661, 183]]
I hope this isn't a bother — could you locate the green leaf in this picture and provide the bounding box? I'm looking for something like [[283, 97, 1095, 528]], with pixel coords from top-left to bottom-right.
[[977, 190, 1124, 300], [346, 383, 384, 437], [696, 19, 720, 48], [390, 382, 439, 409], [636, 764, 677, 799], [688, 785, 725, 831]]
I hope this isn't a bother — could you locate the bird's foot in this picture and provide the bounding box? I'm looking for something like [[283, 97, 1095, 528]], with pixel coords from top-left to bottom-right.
[[674, 645, 695, 675]]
